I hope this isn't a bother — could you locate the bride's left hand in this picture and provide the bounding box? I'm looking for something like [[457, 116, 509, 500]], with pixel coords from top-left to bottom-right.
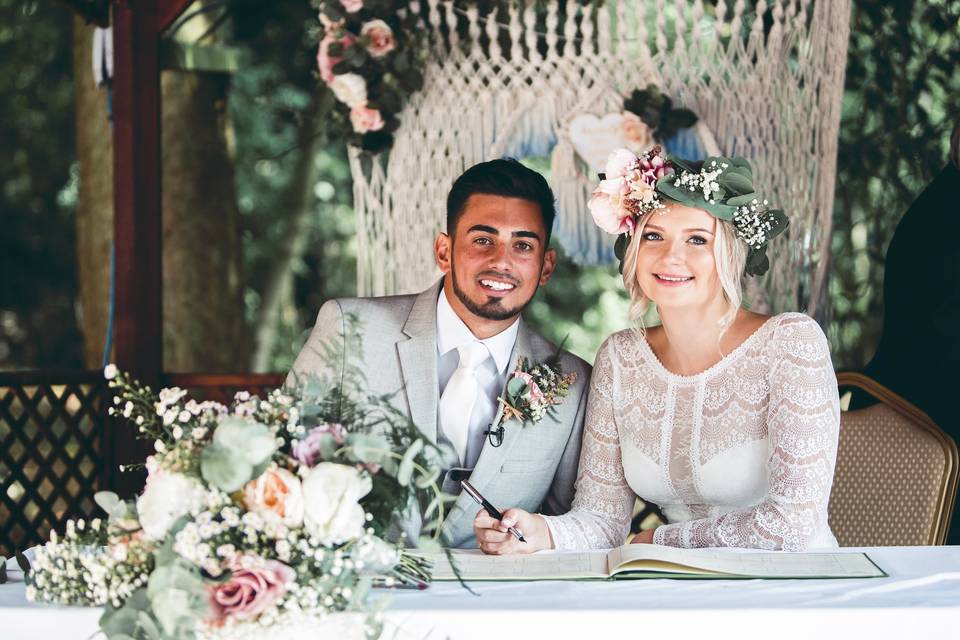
[[630, 529, 656, 544]]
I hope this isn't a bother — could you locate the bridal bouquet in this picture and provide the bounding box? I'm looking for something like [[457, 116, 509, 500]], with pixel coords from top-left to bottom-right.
[[26, 348, 448, 639]]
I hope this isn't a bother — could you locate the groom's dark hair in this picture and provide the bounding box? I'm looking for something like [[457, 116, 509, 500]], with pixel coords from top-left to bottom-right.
[[446, 158, 557, 244]]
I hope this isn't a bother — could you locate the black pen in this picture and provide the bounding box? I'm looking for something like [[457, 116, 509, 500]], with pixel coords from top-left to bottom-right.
[[460, 479, 527, 543]]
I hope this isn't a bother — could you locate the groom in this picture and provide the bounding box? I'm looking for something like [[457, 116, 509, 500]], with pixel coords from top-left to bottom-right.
[[287, 158, 591, 548]]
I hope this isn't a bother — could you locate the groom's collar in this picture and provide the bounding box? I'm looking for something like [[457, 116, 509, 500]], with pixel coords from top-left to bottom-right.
[[436, 287, 519, 375]]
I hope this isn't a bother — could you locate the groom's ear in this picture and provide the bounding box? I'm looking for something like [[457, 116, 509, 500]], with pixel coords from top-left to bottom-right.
[[539, 247, 557, 285], [435, 232, 452, 273]]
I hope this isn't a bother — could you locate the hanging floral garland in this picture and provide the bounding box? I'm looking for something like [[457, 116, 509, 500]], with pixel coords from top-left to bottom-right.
[[313, 1, 698, 156], [314, 0, 428, 153]]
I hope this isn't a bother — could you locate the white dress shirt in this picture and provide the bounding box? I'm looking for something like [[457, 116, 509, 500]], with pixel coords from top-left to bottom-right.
[[436, 288, 519, 469]]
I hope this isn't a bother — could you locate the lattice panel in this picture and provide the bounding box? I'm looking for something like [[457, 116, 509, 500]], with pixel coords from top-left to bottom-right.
[[0, 377, 106, 558]]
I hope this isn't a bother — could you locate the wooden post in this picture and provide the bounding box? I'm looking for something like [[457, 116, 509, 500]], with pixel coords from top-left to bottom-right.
[[109, 0, 190, 496]]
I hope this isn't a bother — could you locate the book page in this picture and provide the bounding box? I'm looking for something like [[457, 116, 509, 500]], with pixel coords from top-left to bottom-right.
[[421, 549, 610, 581], [607, 545, 885, 579]]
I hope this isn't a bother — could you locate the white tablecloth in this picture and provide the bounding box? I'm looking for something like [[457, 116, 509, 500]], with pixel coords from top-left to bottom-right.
[[4, 546, 960, 639]]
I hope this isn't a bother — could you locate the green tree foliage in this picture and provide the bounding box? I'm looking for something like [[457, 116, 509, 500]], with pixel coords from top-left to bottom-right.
[[0, 0, 82, 369], [830, 0, 960, 368]]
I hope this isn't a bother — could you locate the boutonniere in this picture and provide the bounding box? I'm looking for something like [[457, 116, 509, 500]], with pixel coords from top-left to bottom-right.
[[496, 354, 577, 428]]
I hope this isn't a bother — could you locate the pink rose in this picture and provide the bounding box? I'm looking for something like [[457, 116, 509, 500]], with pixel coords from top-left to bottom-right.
[[340, 0, 363, 13], [316, 32, 356, 84], [349, 104, 385, 134], [292, 423, 346, 467], [361, 19, 396, 58], [512, 371, 545, 404], [588, 188, 633, 235], [242, 467, 304, 527], [618, 112, 653, 154], [208, 557, 295, 622], [603, 148, 639, 179]]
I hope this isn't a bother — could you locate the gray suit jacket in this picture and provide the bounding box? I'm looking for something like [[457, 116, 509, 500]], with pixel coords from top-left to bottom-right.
[[286, 280, 591, 548]]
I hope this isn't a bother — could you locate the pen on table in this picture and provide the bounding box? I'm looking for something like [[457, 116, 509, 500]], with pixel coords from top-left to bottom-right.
[[460, 479, 526, 543]]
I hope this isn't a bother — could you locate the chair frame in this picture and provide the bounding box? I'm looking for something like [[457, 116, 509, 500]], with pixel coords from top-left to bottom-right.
[[837, 371, 959, 545]]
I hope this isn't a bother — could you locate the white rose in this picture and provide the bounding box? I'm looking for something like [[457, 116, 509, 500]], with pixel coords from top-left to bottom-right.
[[136, 471, 206, 540], [302, 463, 372, 545], [329, 73, 367, 108]]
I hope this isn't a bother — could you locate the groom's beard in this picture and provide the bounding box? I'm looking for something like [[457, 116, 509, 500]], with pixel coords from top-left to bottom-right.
[[450, 263, 539, 322]]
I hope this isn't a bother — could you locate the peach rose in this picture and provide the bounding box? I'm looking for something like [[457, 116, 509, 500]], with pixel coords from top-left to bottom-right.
[[361, 19, 396, 58], [349, 104, 385, 134], [340, 0, 363, 13], [317, 32, 356, 84], [619, 112, 653, 154], [242, 467, 304, 528], [208, 556, 295, 622]]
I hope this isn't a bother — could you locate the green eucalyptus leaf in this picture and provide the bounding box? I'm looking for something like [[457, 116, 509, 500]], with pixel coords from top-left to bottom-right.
[[201, 443, 252, 493], [345, 433, 391, 464], [397, 439, 424, 486], [95, 491, 122, 516], [414, 465, 441, 489], [506, 376, 527, 397], [137, 611, 162, 640], [726, 193, 759, 207]]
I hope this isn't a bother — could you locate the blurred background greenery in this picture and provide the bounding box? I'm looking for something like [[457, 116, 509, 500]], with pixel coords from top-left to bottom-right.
[[0, 0, 957, 372]]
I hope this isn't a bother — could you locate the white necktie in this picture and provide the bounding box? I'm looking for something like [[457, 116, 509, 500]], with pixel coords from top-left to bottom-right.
[[439, 341, 489, 465]]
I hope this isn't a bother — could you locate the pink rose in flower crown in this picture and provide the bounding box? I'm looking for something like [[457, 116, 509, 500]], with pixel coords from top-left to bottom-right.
[[588, 179, 634, 235], [316, 32, 356, 84], [292, 423, 346, 467], [340, 0, 363, 13], [512, 371, 545, 404], [360, 19, 396, 58], [349, 104, 385, 134], [603, 148, 639, 180], [208, 557, 296, 622], [242, 467, 304, 528]]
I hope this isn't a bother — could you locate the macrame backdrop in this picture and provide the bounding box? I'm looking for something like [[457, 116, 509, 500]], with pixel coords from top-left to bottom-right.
[[348, 0, 850, 318]]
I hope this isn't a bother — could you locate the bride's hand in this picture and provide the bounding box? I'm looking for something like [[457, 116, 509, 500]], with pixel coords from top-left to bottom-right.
[[473, 508, 552, 555], [630, 529, 655, 544]]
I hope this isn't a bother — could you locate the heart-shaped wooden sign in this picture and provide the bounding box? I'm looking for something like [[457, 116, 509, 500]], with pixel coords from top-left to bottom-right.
[[568, 113, 625, 172]]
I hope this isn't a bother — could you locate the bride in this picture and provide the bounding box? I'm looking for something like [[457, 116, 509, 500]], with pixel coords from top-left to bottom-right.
[[474, 148, 841, 552]]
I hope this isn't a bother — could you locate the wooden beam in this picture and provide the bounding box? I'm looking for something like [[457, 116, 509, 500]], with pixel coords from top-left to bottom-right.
[[158, 0, 193, 34], [111, 0, 162, 496]]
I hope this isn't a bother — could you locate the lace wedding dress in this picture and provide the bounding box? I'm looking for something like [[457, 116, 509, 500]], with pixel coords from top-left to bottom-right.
[[543, 313, 840, 551]]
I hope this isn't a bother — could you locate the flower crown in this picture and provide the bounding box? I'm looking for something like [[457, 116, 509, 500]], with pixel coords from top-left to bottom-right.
[[588, 147, 789, 276]]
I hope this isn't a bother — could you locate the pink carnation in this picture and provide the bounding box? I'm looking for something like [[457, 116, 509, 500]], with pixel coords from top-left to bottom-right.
[[349, 104, 385, 134], [316, 32, 356, 84], [208, 557, 295, 622], [292, 423, 346, 467]]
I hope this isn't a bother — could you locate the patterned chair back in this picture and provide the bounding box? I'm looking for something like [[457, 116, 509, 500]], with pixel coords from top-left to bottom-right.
[[829, 372, 959, 546]]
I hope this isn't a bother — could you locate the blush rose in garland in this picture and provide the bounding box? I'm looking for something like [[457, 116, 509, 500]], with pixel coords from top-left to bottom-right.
[[315, 0, 426, 153]]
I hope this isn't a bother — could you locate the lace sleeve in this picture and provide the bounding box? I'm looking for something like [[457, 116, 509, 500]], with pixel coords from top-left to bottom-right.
[[654, 315, 841, 551], [541, 336, 636, 550]]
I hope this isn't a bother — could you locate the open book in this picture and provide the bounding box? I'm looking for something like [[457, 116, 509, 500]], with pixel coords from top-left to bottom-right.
[[422, 545, 885, 581]]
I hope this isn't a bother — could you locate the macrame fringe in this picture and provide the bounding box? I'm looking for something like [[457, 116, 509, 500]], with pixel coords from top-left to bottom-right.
[[347, 0, 851, 321]]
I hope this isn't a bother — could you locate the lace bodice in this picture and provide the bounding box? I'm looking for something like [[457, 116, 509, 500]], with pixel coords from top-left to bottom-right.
[[543, 313, 840, 551]]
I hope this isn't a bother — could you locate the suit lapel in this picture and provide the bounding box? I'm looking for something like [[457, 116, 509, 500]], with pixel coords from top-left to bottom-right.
[[397, 281, 442, 444], [442, 319, 553, 539]]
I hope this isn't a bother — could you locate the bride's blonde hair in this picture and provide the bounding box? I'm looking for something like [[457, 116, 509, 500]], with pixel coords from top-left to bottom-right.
[[621, 202, 748, 337]]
